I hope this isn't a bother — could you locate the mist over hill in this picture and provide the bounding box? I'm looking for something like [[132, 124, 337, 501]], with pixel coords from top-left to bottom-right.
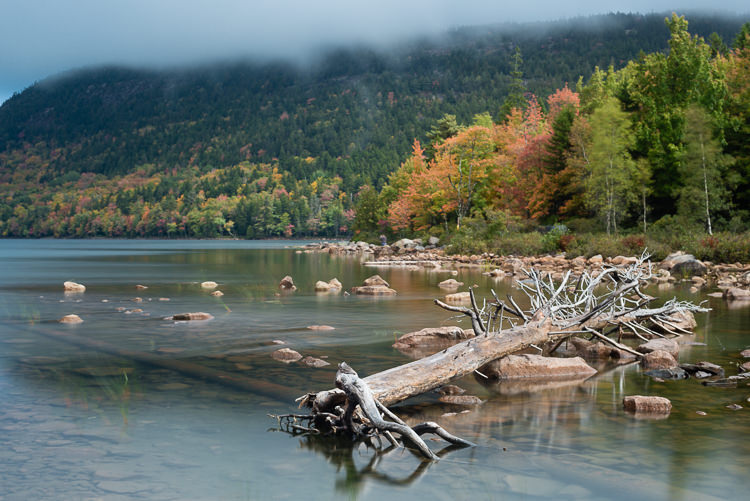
[[0, 12, 747, 239]]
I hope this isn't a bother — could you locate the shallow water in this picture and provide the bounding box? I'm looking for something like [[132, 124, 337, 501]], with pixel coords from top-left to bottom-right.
[[0, 239, 748, 500]]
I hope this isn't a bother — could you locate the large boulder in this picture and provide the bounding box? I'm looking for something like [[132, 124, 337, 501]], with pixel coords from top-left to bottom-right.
[[641, 350, 678, 370], [392, 238, 417, 253], [393, 326, 474, 350], [661, 252, 707, 277], [480, 354, 597, 380], [636, 338, 680, 358], [63, 281, 86, 292], [623, 395, 672, 414]]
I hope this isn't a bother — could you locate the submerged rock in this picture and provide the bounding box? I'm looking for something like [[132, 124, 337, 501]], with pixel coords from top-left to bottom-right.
[[351, 285, 397, 295], [438, 395, 483, 406], [438, 278, 464, 288], [307, 325, 335, 330], [135, 284, 148, 290], [271, 348, 302, 363], [444, 291, 471, 303], [481, 354, 597, 380], [644, 367, 688, 379], [623, 395, 672, 414], [170, 312, 214, 321], [63, 281, 86, 292], [59, 314, 83, 324], [300, 356, 330, 368], [210, 290, 224, 297], [435, 385, 466, 396], [680, 361, 725, 378]]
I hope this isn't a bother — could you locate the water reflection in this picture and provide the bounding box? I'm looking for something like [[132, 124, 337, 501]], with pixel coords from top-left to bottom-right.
[[1, 240, 749, 500]]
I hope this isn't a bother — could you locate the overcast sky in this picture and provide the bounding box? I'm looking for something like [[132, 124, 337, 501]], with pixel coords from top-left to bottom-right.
[[1, 1, 747, 104]]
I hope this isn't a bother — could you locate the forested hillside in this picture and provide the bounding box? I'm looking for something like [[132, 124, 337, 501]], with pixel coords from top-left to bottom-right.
[[0, 12, 747, 239]]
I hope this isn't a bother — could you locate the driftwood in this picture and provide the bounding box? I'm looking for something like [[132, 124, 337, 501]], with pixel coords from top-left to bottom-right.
[[274, 363, 473, 460], [297, 254, 708, 416]]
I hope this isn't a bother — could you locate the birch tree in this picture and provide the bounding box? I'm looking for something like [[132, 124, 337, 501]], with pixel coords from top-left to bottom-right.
[[585, 97, 638, 235]]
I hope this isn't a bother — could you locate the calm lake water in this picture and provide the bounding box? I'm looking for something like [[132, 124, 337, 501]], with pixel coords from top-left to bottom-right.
[[0, 239, 748, 500]]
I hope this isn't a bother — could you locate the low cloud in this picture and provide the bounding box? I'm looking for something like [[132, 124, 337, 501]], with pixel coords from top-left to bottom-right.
[[1, 1, 747, 103]]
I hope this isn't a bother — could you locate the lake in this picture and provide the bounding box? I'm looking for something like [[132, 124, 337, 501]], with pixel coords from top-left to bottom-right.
[[0, 239, 748, 500]]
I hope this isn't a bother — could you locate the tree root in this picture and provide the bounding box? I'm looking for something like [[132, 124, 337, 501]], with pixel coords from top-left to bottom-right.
[[276, 363, 474, 461]]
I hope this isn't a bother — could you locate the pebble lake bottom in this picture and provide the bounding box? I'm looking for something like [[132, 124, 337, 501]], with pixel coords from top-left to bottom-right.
[[0, 239, 748, 500]]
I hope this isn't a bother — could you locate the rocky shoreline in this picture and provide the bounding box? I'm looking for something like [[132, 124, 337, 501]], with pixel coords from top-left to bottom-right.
[[300, 239, 750, 299]]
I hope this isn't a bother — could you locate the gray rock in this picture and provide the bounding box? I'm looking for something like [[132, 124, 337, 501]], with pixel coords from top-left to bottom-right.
[[680, 361, 724, 378], [428, 236, 440, 246], [662, 252, 707, 277], [644, 367, 688, 379]]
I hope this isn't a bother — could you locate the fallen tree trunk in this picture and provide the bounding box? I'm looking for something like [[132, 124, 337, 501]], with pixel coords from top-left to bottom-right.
[[363, 318, 553, 406], [14, 324, 296, 402], [301, 254, 708, 410]]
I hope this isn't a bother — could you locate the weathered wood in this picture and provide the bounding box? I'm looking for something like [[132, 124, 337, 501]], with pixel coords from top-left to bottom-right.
[[305, 257, 708, 409], [367, 320, 554, 406], [305, 318, 554, 409], [336, 363, 440, 460]]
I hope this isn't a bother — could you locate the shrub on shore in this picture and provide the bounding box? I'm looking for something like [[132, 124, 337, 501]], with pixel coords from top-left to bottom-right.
[[446, 229, 750, 263]]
